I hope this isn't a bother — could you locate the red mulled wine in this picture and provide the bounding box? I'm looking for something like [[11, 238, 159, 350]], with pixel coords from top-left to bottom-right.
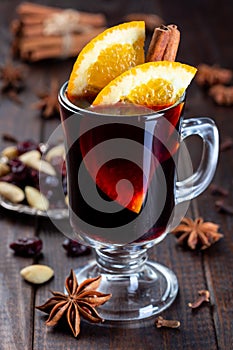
[[60, 97, 184, 244]]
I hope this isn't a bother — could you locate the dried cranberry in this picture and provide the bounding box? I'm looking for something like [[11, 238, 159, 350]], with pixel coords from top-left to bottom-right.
[[28, 168, 39, 188], [62, 239, 91, 257], [9, 237, 43, 256], [9, 158, 27, 176], [61, 161, 67, 177], [7, 160, 40, 189], [7, 159, 30, 187], [8, 158, 25, 172], [17, 140, 39, 155]]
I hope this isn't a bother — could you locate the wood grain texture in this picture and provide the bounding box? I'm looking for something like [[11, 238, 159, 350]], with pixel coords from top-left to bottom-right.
[[0, 0, 232, 349]]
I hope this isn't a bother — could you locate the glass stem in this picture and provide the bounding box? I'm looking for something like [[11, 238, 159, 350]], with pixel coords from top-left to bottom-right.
[[95, 247, 148, 275]]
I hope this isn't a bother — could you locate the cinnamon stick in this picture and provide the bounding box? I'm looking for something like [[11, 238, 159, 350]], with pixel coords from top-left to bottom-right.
[[11, 2, 107, 61], [146, 24, 180, 62], [18, 28, 105, 61], [17, 2, 60, 16], [163, 25, 180, 61], [17, 2, 106, 27]]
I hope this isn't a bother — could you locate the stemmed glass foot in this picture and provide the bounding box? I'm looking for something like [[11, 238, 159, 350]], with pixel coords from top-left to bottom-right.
[[74, 248, 178, 327]]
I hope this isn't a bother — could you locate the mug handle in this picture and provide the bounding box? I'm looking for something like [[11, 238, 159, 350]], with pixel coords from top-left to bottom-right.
[[176, 117, 219, 204]]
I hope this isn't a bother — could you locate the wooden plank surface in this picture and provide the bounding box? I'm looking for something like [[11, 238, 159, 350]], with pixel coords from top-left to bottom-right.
[[0, 0, 232, 349]]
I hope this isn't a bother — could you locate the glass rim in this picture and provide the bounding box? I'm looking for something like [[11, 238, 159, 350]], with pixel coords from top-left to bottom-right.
[[58, 81, 185, 118]]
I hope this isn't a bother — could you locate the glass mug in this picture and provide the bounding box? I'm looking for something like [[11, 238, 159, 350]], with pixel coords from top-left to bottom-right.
[[58, 82, 219, 326]]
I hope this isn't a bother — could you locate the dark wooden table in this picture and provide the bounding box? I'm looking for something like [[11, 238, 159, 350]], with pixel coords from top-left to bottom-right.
[[1, 1, 233, 349]]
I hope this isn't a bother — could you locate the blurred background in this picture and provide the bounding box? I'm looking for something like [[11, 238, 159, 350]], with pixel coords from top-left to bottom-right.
[[0, 2, 233, 349], [1, 0, 232, 67]]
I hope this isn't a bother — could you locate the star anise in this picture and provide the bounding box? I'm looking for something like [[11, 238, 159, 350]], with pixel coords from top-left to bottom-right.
[[195, 63, 232, 87], [171, 217, 223, 250], [0, 59, 25, 103], [36, 269, 112, 337], [208, 84, 233, 106], [33, 78, 60, 118]]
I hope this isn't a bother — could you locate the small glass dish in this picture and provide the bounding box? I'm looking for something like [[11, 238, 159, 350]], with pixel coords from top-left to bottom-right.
[[0, 194, 69, 219], [0, 141, 68, 219]]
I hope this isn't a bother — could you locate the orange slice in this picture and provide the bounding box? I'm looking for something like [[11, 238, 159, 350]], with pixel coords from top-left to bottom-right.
[[67, 21, 145, 102], [92, 61, 197, 108]]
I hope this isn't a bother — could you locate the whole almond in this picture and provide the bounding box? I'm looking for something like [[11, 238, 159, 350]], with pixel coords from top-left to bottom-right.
[[36, 159, 56, 176], [19, 150, 58, 176], [0, 163, 10, 177], [19, 150, 41, 165], [45, 144, 65, 162], [20, 264, 54, 284], [1, 146, 18, 159], [0, 181, 25, 203], [25, 186, 49, 211]]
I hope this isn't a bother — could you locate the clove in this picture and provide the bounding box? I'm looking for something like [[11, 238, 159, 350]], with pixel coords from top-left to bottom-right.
[[220, 137, 233, 152], [155, 316, 180, 328], [2, 133, 18, 143], [188, 290, 210, 309], [215, 200, 233, 215], [209, 183, 229, 197]]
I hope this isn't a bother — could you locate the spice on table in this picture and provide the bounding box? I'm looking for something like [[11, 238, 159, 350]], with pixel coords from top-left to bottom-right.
[[171, 217, 223, 250], [188, 290, 210, 309], [208, 84, 233, 106], [62, 238, 92, 257], [215, 200, 233, 215], [155, 316, 180, 328], [146, 24, 180, 62], [209, 183, 229, 197], [36, 269, 112, 337], [0, 60, 25, 103], [220, 137, 233, 152], [2, 133, 18, 143], [32, 78, 60, 118], [195, 63, 232, 87]]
